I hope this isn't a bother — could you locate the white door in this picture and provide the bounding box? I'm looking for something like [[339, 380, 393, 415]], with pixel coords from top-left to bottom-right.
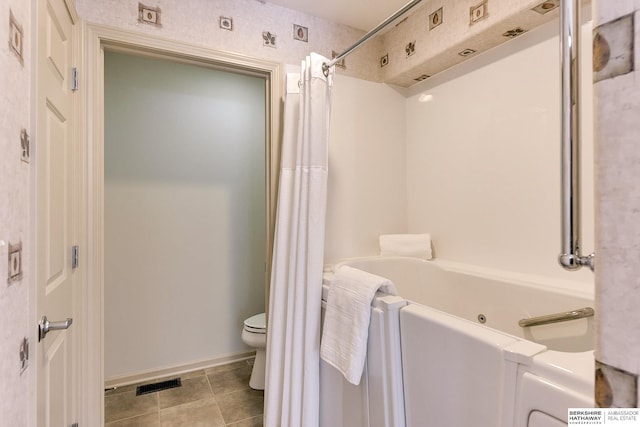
[[35, 0, 78, 425]]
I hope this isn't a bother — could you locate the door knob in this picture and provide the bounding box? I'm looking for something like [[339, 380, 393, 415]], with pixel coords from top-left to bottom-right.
[[38, 316, 73, 342]]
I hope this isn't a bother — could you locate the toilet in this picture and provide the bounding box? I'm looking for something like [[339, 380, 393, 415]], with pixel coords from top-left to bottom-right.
[[242, 312, 266, 390]]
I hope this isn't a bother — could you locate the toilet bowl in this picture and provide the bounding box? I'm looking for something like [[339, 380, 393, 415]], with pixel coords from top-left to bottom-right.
[[242, 313, 266, 390]]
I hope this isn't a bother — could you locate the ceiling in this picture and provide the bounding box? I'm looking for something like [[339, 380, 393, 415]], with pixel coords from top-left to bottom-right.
[[264, 0, 411, 31]]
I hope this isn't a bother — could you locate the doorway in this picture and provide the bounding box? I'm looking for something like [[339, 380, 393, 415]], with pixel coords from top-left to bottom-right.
[[82, 24, 282, 424], [103, 50, 266, 382]]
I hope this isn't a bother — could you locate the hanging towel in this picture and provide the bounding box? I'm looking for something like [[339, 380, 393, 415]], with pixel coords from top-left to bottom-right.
[[379, 233, 433, 259], [320, 266, 397, 385]]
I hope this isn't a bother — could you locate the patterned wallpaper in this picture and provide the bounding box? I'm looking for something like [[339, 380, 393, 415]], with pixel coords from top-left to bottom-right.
[[379, 0, 571, 86], [592, 0, 640, 409], [0, 0, 31, 425], [77, 0, 591, 87], [76, 0, 384, 82]]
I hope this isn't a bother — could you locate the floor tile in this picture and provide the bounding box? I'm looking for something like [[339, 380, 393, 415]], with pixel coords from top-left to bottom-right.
[[156, 369, 206, 383], [105, 412, 160, 427], [160, 397, 225, 427], [158, 376, 213, 409], [205, 359, 252, 376], [105, 391, 158, 423], [216, 389, 264, 424], [105, 383, 138, 396], [226, 415, 264, 427], [208, 366, 252, 395]]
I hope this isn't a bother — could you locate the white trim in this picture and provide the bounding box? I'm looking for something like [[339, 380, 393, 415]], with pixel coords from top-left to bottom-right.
[[81, 22, 283, 426], [104, 351, 256, 389]]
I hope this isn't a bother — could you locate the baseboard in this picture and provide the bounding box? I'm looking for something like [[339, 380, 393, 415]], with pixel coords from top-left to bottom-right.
[[104, 351, 256, 388]]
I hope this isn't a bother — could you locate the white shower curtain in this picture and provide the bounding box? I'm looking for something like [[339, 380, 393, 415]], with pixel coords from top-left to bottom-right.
[[265, 53, 334, 427]]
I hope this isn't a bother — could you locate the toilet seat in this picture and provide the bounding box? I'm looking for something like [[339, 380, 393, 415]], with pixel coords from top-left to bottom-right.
[[244, 313, 266, 334]]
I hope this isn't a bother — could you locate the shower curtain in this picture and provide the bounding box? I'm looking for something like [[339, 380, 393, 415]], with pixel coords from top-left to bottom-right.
[[264, 53, 334, 427]]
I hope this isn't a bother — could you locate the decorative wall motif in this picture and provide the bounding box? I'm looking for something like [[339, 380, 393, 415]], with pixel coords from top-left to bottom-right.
[[293, 24, 308, 42], [331, 50, 346, 69], [138, 3, 161, 26], [593, 14, 634, 82], [502, 28, 526, 38], [405, 41, 416, 57], [262, 31, 276, 48], [595, 361, 637, 408], [380, 0, 572, 87], [531, 0, 559, 15], [219, 16, 233, 31], [429, 7, 443, 30], [8, 10, 23, 65], [380, 54, 389, 67], [469, 0, 489, 25]]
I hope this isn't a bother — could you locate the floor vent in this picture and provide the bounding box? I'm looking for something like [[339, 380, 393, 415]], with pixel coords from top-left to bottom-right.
[[136, 378, 181, 396]]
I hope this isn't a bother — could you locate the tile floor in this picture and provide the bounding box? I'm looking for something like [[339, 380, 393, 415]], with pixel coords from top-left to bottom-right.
[[105, 359, 263, 426]]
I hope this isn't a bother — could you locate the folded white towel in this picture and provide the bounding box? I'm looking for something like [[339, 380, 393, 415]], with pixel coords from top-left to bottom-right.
[[379, 233, 433, 260], [320, 266, 397, 385]]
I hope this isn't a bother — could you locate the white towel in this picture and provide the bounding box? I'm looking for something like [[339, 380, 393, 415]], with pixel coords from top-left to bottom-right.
[[379, 233, 433, 259], [320, 266, 397, 385]]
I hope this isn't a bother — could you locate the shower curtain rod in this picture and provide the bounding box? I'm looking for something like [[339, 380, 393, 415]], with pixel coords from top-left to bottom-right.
[[322, 0, 424, 76]]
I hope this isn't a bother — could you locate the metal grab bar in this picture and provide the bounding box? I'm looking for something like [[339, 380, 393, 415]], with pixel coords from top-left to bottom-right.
[[558, 0, 595, 271], [518, 307, 594, 328]]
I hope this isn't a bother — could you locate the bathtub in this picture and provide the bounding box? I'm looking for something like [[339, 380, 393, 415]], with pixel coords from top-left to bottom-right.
[[319, 256, 594, 427]]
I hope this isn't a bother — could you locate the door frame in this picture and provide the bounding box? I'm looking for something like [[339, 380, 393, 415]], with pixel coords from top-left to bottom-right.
[[80, 22, 283, 425]]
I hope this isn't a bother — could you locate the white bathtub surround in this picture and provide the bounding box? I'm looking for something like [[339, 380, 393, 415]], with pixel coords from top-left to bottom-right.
[[593, 0, 640, 408], [378, 233, 432, 259], [405, 17, 595, 283], [321, 266, 397, 385], [265, 58, 333, 427]]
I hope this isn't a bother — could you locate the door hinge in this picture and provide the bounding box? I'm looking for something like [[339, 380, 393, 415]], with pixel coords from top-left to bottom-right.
[[71, 245, 79, 269], [71, 67, 78, 92]]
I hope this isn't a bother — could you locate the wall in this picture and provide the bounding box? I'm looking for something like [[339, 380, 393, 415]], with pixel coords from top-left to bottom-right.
[[405, 18, 595, 283], [593, 0, 640, 408], [379, 0, 572, 87], [76, 0, 382, 82], [324, 74, 408, 263], [0, 0, 31, 426], [104, 51, 266, 380]]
